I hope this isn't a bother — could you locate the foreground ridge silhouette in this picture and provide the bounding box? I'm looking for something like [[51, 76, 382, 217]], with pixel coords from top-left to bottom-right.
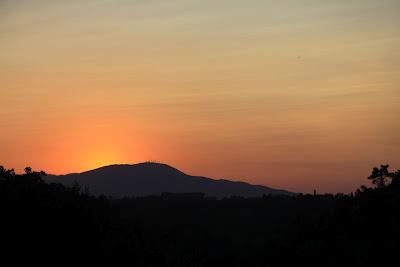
[[1, 164, 399, 265]]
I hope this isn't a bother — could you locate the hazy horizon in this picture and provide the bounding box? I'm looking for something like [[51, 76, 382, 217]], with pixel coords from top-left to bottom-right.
[[1, 0, 399, 193]]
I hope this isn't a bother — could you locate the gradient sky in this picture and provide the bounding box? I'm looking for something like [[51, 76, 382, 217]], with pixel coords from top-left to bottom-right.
[[1, 0, 399, 193]]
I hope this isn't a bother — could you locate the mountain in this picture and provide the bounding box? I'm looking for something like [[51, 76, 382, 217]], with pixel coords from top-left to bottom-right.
[[45, 162, 294, 198]]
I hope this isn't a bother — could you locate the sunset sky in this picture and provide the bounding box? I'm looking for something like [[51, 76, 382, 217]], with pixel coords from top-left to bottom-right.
[[1, 0, 399, 193]]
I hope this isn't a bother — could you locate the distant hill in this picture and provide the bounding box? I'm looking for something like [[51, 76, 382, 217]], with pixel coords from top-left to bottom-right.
[[45, 162, 294, 198]]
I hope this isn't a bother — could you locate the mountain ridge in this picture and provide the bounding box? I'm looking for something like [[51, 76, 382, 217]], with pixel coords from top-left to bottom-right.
[[46, 162, 294, 198]]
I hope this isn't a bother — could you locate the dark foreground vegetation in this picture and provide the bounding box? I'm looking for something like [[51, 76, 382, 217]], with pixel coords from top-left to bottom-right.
[[1, 165, 399, 266]]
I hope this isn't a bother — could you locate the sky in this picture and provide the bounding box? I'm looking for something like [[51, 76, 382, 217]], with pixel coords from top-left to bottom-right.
[[1, 0, 399, 193]]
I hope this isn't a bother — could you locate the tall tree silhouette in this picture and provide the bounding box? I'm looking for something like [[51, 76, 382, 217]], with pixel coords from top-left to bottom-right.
[[368, 164, 390, 188]]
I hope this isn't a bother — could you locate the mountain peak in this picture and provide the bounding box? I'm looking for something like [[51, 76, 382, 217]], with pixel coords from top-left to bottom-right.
[[83, 162, 185, 176]]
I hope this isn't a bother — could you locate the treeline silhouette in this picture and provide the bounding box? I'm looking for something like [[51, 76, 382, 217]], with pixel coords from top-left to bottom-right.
[[1, 165, 399, 265]]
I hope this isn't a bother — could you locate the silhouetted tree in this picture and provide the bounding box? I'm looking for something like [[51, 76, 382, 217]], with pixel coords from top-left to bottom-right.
[[368, 164, 390, 188], [24, 166, 32, 174], [0, 165, 15, 180]]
